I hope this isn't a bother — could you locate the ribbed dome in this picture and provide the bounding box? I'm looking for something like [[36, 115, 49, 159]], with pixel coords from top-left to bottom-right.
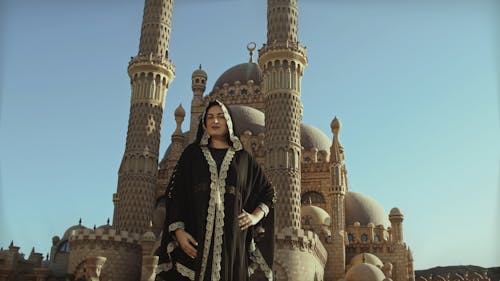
[[346, 192, 390, 228], [345, 263, 386, 281], [212, 62, 262, 90], [301, 205, 331, 226], [349, 253, 384, 269]]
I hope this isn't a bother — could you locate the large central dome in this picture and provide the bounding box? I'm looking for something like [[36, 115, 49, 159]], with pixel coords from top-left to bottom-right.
[[212, 62, 262, 91]]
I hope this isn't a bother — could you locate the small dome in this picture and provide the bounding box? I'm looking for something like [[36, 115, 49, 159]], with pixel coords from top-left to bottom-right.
[[349, 253, 384, 269], [389, 207, 403, 216], [175, 104, 186, 118], [63, 224, 88, 239], [192, 65, 207, 78], [212, 62, 262, 90], [96, 224, 113, 231], [301, 205, 331, 226], [345, 263, 386, 281], [346, 192, 390, 228]]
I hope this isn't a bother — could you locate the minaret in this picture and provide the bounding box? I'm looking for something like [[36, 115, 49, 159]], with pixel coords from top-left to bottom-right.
[[189, 65, 207, 143], [326, 116, 347, 280], [113, 0, 175, 234], [259, 1, 312, 280], [259, 0, 307, 234]]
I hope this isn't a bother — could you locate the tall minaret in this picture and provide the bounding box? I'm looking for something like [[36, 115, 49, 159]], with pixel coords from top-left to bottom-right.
[[259, 0, 307, 234], [326, 117, 347, 280], [259, 0, 311, 280], [113, 0, 175, 234]]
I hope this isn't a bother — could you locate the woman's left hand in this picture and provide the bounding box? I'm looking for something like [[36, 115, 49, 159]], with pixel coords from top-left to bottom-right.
[[238, 209, 264, 230]]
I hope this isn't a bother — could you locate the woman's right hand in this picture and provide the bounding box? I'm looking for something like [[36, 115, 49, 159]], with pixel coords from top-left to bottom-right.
[[174, 229, 198, 259]]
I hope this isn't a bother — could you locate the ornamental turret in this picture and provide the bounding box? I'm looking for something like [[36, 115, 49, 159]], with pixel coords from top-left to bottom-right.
[[113, 0, 175, 234], [389, 207, 404, 243], [189, 65, 207, 142], [325, 116, 347, 280]]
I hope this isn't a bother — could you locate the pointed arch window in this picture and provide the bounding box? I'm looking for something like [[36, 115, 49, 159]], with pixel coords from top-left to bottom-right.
[[301, 191, 325, 204]]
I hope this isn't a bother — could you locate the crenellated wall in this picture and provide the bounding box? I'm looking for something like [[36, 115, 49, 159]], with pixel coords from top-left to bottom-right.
[[68, 229, 142, 281]]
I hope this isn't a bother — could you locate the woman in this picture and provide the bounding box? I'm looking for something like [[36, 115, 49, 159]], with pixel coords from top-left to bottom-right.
[[156, 100, 275, 281]]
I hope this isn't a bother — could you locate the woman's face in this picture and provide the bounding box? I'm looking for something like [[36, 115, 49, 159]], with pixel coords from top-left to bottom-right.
[[205, 105, 229, 139]]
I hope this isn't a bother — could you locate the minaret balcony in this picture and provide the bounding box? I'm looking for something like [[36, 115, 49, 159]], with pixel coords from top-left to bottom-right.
[[128, 54, 175, 77]]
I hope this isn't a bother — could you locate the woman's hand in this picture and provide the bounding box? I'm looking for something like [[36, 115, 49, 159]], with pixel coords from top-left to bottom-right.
[[238, 209, 265, 230], [174, 229, 198, 259]]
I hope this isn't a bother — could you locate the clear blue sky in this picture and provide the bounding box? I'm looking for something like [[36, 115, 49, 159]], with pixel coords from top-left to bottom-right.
[[1, 0, 499, 270]]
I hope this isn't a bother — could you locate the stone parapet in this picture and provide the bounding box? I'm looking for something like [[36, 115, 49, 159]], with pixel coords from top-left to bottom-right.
[[274, 228, 326, 281], [69, 228, 141, 245], [259, 42, 307, 59], [275, 228, 327, 267]]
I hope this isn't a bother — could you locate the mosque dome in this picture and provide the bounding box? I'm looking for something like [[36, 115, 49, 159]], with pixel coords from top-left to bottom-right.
[[301, 205, 331, 226], [96, 224, 113, 232], [63, 224, 88, 239], [345, 192, 390, 228], [229, 105, 331, 151], [212, 62, 262, 91], [349, 253, 384, 269], [345, 263, 386, 281]]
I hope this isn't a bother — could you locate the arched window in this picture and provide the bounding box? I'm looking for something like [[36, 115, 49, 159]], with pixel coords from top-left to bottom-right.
[[348, 233, 354, 243], [361, 233, 368, 242], [374, 234, 381, 242], [301, 191, 325, 204], [304, 156, 311, 164], [58, 240, 70, 253]]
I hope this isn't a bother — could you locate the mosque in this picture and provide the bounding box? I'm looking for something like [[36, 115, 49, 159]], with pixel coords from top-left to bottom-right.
[[1, 1, 491, 281]]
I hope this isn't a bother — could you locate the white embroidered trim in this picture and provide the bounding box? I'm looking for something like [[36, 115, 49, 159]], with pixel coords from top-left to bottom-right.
[[157, 262, 173, 273], [166, 240, 178, 261], [257, 203, 270, 217], [168, 221, 185, 233], [248, 239, 273, 280], [176, 262, 195, 280], [199, 146, 235, 281]]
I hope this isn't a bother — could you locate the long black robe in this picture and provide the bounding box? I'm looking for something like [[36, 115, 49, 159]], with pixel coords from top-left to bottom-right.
[[157, 142, 275, 281]]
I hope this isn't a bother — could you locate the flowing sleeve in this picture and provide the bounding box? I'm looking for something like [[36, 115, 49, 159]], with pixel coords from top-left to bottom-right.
[[245, 152, 276, 280], [157, 146, 191, 266]]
